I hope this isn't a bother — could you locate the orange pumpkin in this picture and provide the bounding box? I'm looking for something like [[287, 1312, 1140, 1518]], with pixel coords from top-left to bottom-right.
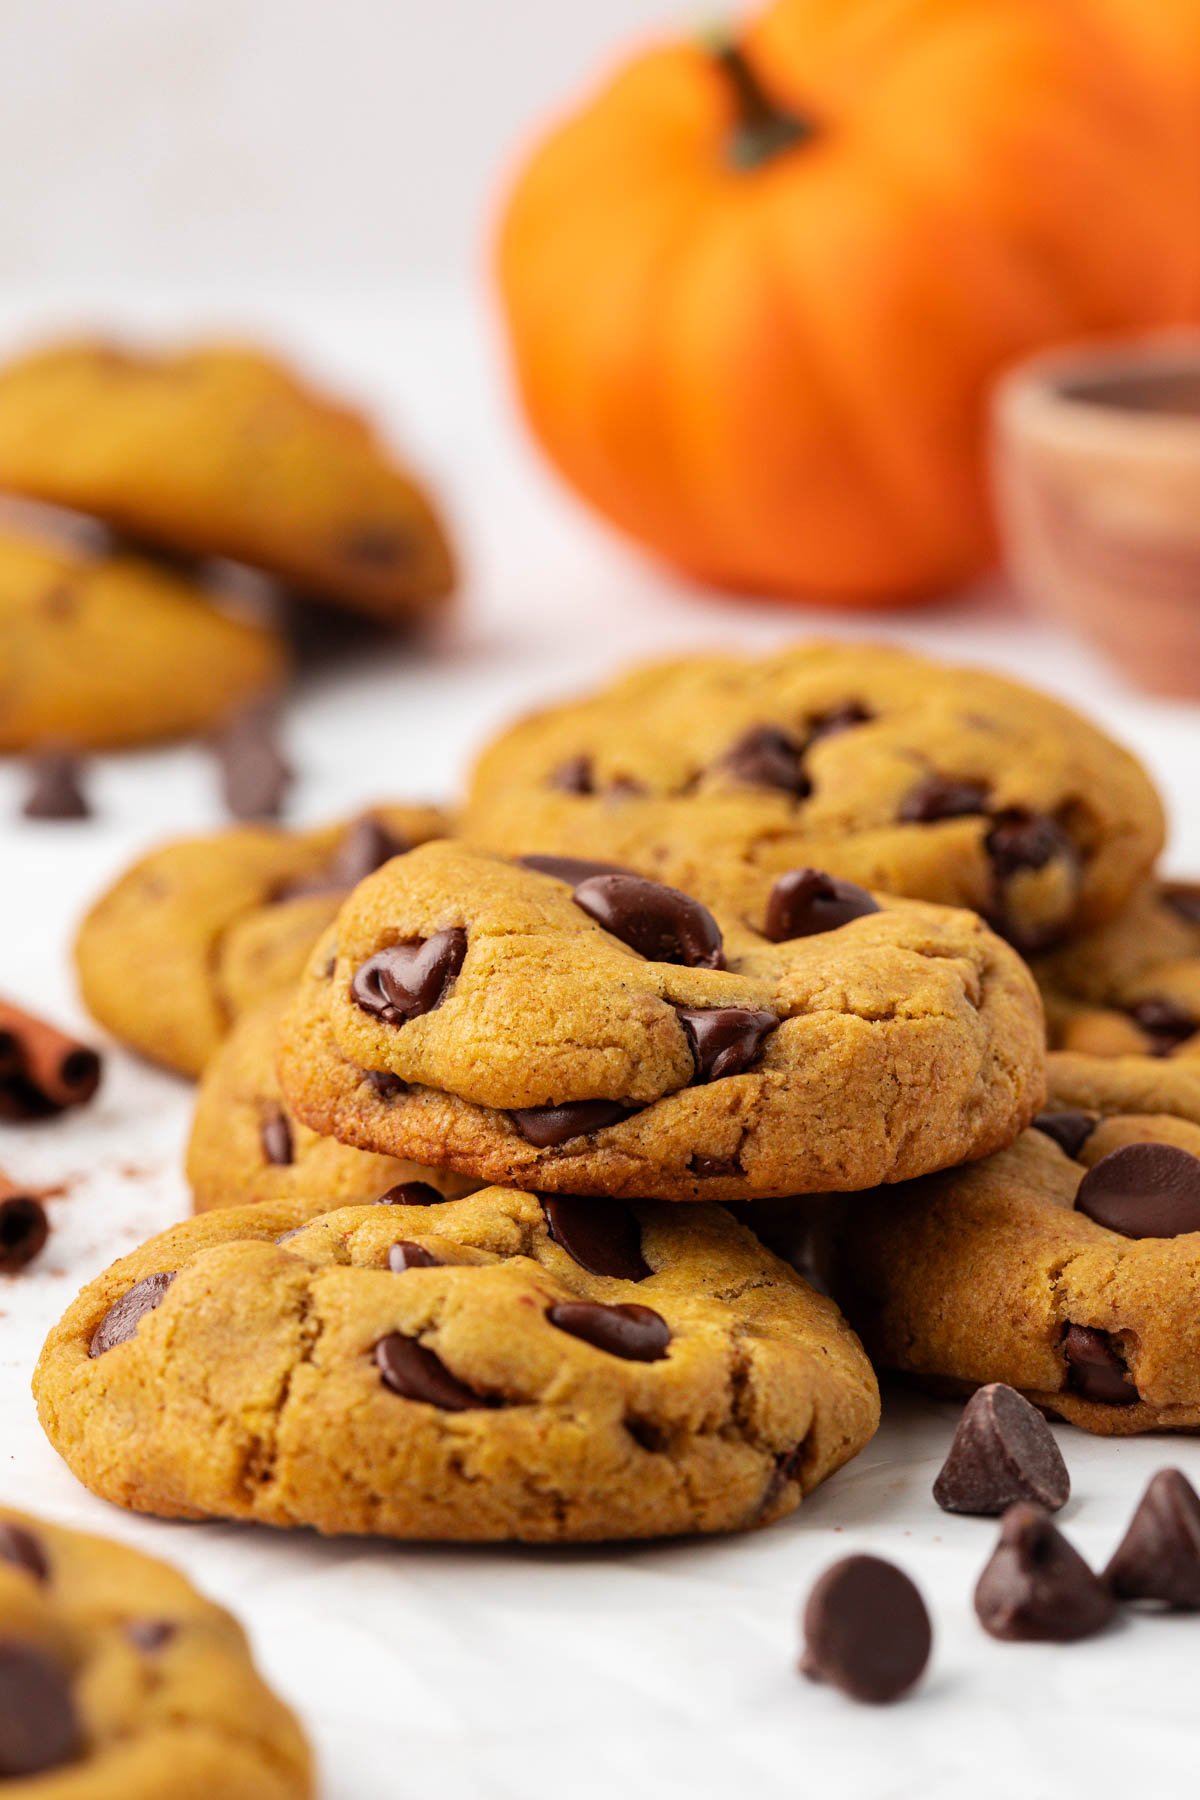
[[497, 0, 1199, 607]]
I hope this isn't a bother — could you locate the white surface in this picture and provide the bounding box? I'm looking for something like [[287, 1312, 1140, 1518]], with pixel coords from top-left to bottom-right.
[[3, 287, 1200, 1799]]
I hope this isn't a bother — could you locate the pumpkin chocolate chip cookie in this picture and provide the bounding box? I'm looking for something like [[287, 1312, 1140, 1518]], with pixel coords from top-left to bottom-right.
[[1035, 879, 1200, 1059], [0, 1505, 312, 1793], [0, 338, 455, 621], [33, 1187, 879, 1543], [276, 839, 1045, 1202], [463, 643, 1163, 952], [816, 1051, 1200, 1435], [0, 526, 286, 751], [75, 803, 449, 1077]]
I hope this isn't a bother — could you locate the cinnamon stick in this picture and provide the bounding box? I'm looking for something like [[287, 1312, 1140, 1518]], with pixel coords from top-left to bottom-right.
[[0, 999, 102, 1121], [0, 1170, 49, 1272]]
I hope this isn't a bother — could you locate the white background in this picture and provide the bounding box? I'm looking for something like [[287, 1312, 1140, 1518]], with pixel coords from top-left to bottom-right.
[[3, 3, 1200, 1796]]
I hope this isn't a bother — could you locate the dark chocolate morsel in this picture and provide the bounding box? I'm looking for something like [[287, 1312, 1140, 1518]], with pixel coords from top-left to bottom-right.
[[0, 1525, 49, 1584], [933, 1383, 1070, 1516], [547, 756, 594, 794], [351, 926, 467, 1025], [211, 707, 291, 823], [259, 1107, 294, 1167], [519, 853, 634, 885], [341, 524, 414, 568], [806, 702, 872, 742], [800, 1556, 931, 1704], [1062, 1323, 1137, 1405], [1032, 1110, 1097, 1160], [572, 874, 723, 969], [1164, 884, 1200, 927], [387, 1240, 443, 1272], [376, 1181, 445, 1207], [1105, 1468, 1200, 1608], [547, 1301, 670, 1362], [898, 774, 990, 824], [0, 1642, 81, 1778], [275, 815, 408, 900], [364, 1069, 407, 1099], [89, 1271, 176, 1358], [374, 1333, 488, 1411], [1126, 997, 1197, 1054], [718, 725, 810, 796], [676, 1006, 777, 1083], [540, 1195, 650, 1280], [510, 1100, 636, 1148], [974, 1503, 1114, 1641], [763, 867, 880, 941], [688, 1154, 742, 1179], [126, 1620, 177, 1652], [22, 750, 91, 822], [1075, 1141, 1200, 1239], [0, 1197, 49, 1274], [985, 809, 1074, 879]]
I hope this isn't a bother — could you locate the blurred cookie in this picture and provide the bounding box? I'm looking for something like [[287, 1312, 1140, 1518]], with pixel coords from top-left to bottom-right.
[[1035, 879, 1200, 1058], [0, 339, 454, 621]]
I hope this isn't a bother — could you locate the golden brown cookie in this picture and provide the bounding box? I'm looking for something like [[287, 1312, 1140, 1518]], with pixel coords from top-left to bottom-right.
[[817, 1051, 1200, 1435], [0, 1506, 312, 1794], [464, 643, 1163, 951], [0, 339, 454, 622], [0, 527, 286, 751], [187, 994, 477, 1213], [76, 804, 449, 1077], [34, 1188, 879, 1543], [277, 840, 1045, 1202], [1035, 879, 1200, 1058]]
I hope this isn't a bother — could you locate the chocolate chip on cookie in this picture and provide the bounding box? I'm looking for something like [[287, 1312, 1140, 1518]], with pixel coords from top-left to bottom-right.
[[676, 1006, 777, 1083], [898, 774, 990, 823], [0, 1643, 81, 1778], [351, 928, 468, 1025], [572, 874, 724, 969], [547, 1301, 670, 1361], [540, 1194, 651, 1280], [762, 868, 879, 941], [1032, 1109, 1097, 1159], [1074, 1143, 1200, 1238], [718, 725, 810, 796], [510, 1100, 639, 1148], [259, 1106, 295, 1168], [0, 1523, 49, 1584], [89, 1272, 176, 1358]]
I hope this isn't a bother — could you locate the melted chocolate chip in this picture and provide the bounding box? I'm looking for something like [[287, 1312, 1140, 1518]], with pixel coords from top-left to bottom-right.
[[387, 1240, 443, 1272], [986, 810, 1073, 879], [688, 1154, 742, 1179], [126, 1620, 177, 1652], [259, 1107, 294, 1167], [0, 1642, 81, 1777], [374, 1333, 488, 1410], [800, 1556, 932, 1704], [1075, 1142, 1200, 1239], [519, 854, 634, 885], [0, 1525, 48, 1584], [547, 1301, 670, 1362], [89, 1271, 176, 1358], [548, 756, 594, 794], [719, 726, 810, 796], [376, 1181, 445, 1206], [763, 868, 880, 941], [933, 1384, 1070, 1517], [899, 775, 990, 823], [22, 750, 91, 822], [351, 927, 467, 1025], [276, 815, 408, 900], [0, 1197, 48, 1274], [572, 874, 724, 969], [510, 1100, 636, 1148], [1127, 997, 1196, 1054], [974, 1503, 1114, 1641], [1032, 1110, 1097, 1160], [540, 1195, 650, 1280], [806, 702, 872, 742], [1105, 1468, 1200, 1608], [1062, 1323, 1137, 1405], [364, 1070, 406, 1099], [676, 1006, 777, 1083]]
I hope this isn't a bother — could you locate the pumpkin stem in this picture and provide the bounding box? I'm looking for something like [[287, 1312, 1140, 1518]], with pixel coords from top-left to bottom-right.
[[712, 37, 815, 170]]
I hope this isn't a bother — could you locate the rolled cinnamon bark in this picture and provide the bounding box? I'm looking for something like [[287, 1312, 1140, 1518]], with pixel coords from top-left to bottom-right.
[[0, 998, 102, 1120], [0, 1170, 49, 1272]]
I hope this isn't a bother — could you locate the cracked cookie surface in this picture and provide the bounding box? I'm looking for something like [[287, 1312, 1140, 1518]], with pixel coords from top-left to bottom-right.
[[463, 643, 1162, 952], [0, 1505, 311, 1795], [1035, 879, 1200, 1059], [277, 840, 1045, 1201], [33, 1188, 879, 1543], [75, 803, 449, 1077], [817, 1051, 1200, 1434]]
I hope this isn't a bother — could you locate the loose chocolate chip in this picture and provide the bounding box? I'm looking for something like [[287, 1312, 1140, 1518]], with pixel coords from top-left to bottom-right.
[[572, 874, 724, 969], [510, 1100, 636, 1148], [1105, 1468, 1200, 1608], [21, 749, 90, 821], [974, 1503, 1114, 1641], [1075, 1141, 1200, 1239], [0, 1642, 81, 1777], [388, 1240, 443, 1272], [676, 1006, 777, 1083], [277, 815, 408, 900], [351, 927, 468, 1025], [540, 1195, 650, 1280], [763, 867, 880, 941], [0, 1526, 48, 1584], [0, 1197, 49, 1274], [376, 1181, 445, 1206], [259, 1107, 294, 1167], [364, 1069, 407, 1099], [1164, 884, 1200, 927], [1062, 1323, 1137, 1406], [89, 1271, 176, 1358], [212, 707, 292, 822], [806, 702, 872, 742], [985, 809, 1073, 880], [547, 755, 594, 794], [519, 853, 634, 885], [800, 1556, 931, 1704], [1126, 997, 1196, 1054], [933, 1384, 1070, 1517], [547, 1301, 670, 1362], [374, 1333, 487, 1410], [1032, 1110, 1097, 1160], [718, 725, 810, 796], [126, 1620, 176, 1652], [898, 775, 990, 823]]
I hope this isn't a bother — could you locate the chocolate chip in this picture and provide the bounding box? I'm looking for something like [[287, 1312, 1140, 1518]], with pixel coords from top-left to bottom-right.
[[510, 1100, 636, 1148], [933, 1384, 1070, 1517], [547, 1301, 669, 1361], [718, 725, 810, 796], [1126, 997, 1196, 1054], [388, 1240, 443, 1271], [548, 756, 594, 794], [519, 853, 634, 884], [1164, 884, 1200, 927], [760, 1442, 807, 1515], [676, 1006, 777, 1083], [688, 1154, 742, 1179], [1062, 1323, 1137, 1405], [1105, 1469, 1200, 1608], [974, 1503, 1114, 1641], [0, 1197, 48, 1274], [259, 1107, 294, 1167], [89, 1271, 176, 1358], [376, 1181, 445, 1206], [126, 1620, 176, 1652], [21, 749, 90, 821], [540, 1195, 650, 1280], [806, 702, 872, 742], [1032, 1110, 1097, 1159], [374, 1333, 487, 1410], [0, 1525, 48, 1584], [572, 874, 723, 969], [608, 774, 646, 797], [763, 867, 880, 941], [898, 775, 990, 823], [986, 809, 1073, 880], [277, 815, 408, 900], [342, 524, 414, 568], [1075, 1141, 1200, 1240], [0, 1642, 80, 1777], [351, 927, 467, 1025], [364, 1069, 406, 1099], [800, 1556, 932, 1704], [212, 706, 292, 822]]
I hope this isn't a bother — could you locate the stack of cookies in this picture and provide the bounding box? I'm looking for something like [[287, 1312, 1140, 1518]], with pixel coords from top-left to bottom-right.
[[47, 640, 1200, 1560]]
